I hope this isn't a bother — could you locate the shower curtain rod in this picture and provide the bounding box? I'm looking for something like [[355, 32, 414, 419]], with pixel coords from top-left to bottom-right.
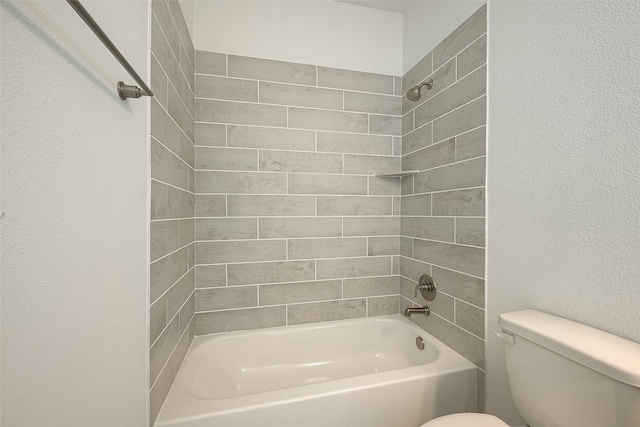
[[66, 0, 153, 100]]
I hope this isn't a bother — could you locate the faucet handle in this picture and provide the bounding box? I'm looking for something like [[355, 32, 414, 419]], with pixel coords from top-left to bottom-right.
[[414, 274, 437, 301]]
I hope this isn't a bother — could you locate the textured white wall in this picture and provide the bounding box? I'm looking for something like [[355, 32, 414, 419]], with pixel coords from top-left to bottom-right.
[[192, 1, 403, 76], [402, 0, 485, 73], [486, 0, 640, 423], [0, 1, 149, 425]]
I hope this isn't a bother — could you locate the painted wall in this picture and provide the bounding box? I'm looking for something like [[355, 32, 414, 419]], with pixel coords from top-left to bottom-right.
[[400, 4, 486, 411], [0, 1, 149, 426], [192, 50, 403, 334], [486, 0, 640, 423], [402, 0, 485, 73], [148, 1, 196, 424], [191, 1, 403, 76]]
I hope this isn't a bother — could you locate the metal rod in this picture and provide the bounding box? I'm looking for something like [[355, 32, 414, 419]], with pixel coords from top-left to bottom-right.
[[66, 0, 153, 99]]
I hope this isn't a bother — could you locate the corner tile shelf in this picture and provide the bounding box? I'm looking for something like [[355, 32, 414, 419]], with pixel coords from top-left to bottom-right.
[[373, 170, 420, 178]]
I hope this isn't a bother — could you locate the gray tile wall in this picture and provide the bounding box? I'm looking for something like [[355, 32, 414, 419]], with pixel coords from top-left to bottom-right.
[[149, 1, 195, 424], [194, 51, 403, 336], [399, 4, 487, 410]]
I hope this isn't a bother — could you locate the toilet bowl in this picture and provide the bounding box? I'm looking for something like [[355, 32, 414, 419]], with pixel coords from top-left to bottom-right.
[[420, 310, 640, 427], [420, 413, 508, 427]]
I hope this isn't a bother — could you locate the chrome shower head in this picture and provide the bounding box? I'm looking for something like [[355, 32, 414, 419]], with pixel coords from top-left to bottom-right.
[[405, 79, 434, 102]]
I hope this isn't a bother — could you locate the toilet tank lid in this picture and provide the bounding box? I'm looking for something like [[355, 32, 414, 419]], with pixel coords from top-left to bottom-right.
[[499, 310, 640, 388]]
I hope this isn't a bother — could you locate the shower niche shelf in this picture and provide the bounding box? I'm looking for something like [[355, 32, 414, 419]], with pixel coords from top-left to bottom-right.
[[373, 170, 421, 178]]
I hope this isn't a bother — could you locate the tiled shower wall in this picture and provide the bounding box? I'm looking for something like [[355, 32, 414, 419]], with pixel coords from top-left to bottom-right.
[[148, 0, 195, 423], [192, 53, 404, 334], [399, 4, 487, 407]]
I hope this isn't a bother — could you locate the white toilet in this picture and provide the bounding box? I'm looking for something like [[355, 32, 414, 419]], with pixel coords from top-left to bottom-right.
[[422, 309, 640, 427]]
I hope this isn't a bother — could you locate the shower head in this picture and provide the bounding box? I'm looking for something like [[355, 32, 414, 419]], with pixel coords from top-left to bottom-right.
[[405, 79, 434, 102]]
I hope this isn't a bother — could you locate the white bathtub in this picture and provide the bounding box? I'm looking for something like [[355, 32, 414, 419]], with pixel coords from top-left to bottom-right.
[[155, 315, 477, 427]]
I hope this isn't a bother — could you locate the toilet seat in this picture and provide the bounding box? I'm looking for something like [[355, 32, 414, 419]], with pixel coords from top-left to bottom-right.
[[420, 413, 509, 427]]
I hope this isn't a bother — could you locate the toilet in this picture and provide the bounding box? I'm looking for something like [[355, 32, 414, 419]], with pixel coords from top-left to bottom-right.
[[421, 309, 640, 427]]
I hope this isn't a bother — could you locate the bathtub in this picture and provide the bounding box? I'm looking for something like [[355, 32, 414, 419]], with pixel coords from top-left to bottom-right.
[[155, 315, 477, 427]]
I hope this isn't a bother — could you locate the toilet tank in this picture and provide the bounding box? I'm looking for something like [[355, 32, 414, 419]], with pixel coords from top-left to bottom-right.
[[498, 310, 640, 427]]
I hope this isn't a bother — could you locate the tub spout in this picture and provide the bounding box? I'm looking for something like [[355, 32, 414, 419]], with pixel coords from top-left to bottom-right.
[[403, 306, 430, 317]]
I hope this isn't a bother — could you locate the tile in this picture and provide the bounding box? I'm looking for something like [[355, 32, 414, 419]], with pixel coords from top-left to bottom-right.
[[369, 114, 402, 136], [344, 154, 401, 175], [195, 306, 286, 334], [195, 147, 257, 171], [393, 137, 402, 156], [414, 310, 484, 368], [195, 195, 226, 217], [166, 268, 195, 321], [150, 220, 180, 262], [227, 195, 315, 216], [401, 175, 414, 195], [368, 176, 401, 196], [402, 59, 456, 116], [195, 218, 257, 240], [393, 256, 400, 274], [288, 299, 366, 325], [317, 132, 392, 155], [431, 266, 484, 307], [179, 217, 194, 247], [289, 107, 368, 133], [432, 96, 486, 143], [344, 91, 401, 115], [259, 217, 342, 238], [180, 44, 195, 92], [227, 260, 315, 286], [149, 315, 179, 384], [152, 0, 180, 60], [400, 238, 413, 257], [151, 11, 182, 93], [368, 236, 400, 256], [196, 240, 286, 264], [316, 257, 391, 280], [403, 123, 432, 155], [433, 4, 487, 70], [394, 76, 402, 96], [401, 216, 454, 242], [393, 196, 401, 215], [150, 246, 189, 303], [228, 125, 315, 151], [196, 171, 286, 194], [195, 286, 257, 311], [399, 257, 431, 283], [432, 188, 485, 216], [477, 369, 485, 413], [151, 181, 194, 220], [414, 157, 485, 193], [151, 54, 168, 109], [401, 194, 431, 216], [402, 111, 414, 135], [150, 295, 166, 344], [167, 0, 194, 66], [368, 295, 400, 316], [188, 167, 195, 192], [260, 82, 343, 110], [415, 65, 486, 128], [151, 99, 193, 166], [343, 217, 400, 236], [456, 300, 485, 338], [196, 75, 258, 102], [456, 126, 486, 161], [195, 123, 225, 147], [414, 240, 484, 277], [228, 55, 315, 85], [259, 280, 342, 305], [402, 138, 455, 172], [402, 51, 432, 95], [318, 67, 393, 94], [196, 265, 226, 288], [167, 83, 194, 142], [457, 34, 486, 79], [317, 196, 392, 216], [343, 276, 399, 298], [178, 292, 195, 334], [260, 151, 342, 173], [456, 218, 485, 247], [288, 174, 367, 195], [288, 237, 367, 260], [196, 50, 226, 75], [196, 99, 287, 127]]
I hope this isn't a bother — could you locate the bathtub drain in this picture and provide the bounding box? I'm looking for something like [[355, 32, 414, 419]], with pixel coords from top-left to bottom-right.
[[416, 336, 425, 350]]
